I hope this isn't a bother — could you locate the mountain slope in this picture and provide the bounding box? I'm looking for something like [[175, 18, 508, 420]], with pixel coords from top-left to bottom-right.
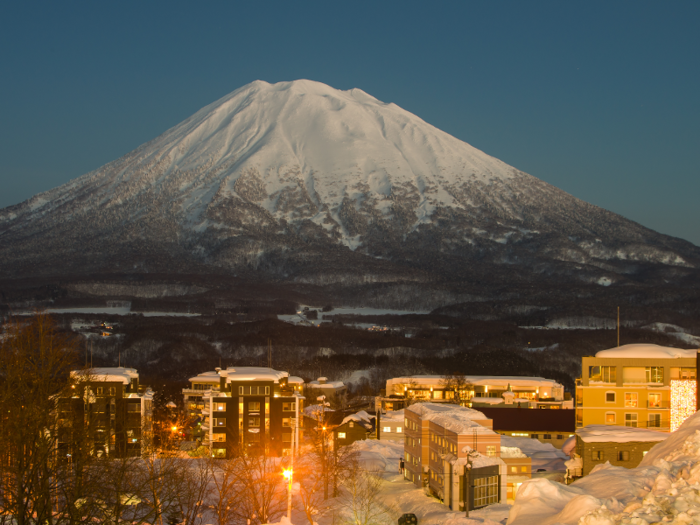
[[0, 79, 698, 297]]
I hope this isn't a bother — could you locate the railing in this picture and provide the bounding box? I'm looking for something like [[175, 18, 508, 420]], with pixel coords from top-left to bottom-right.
[[646, 401, 670, 409], [639, 420, 670, 429]]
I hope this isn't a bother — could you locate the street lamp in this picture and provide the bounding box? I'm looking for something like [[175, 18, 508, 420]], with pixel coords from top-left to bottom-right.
[[283, 468, 293, 522]]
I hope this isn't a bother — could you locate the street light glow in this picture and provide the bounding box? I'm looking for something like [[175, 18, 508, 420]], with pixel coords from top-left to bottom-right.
[[283, 468, 293, 480]]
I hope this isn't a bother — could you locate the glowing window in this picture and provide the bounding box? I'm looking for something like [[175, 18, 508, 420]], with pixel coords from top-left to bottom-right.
[[605, 412, 616, 424], [338, 432, 346, 439], [624, 393, 638, 408]]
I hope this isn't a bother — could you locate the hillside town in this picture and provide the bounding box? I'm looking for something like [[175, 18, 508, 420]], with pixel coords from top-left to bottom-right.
[[2, 314, 698, 525]]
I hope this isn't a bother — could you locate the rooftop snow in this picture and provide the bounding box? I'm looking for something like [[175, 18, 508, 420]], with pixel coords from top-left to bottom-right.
[[220, 367, 288, 383], [576, 424, 668, 443], [387, 375, 562, 390], [188, 370, 221, 383], [595, 343, 697, 359], [406, 402, 487, 421]]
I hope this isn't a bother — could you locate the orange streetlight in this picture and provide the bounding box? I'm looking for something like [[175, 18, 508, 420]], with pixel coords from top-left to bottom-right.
[[283, 468, 293, 521]]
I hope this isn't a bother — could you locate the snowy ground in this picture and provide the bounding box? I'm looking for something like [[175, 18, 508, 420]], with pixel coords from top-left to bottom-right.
[[304, 440, 510, 525], [509, 411, 700, 525]]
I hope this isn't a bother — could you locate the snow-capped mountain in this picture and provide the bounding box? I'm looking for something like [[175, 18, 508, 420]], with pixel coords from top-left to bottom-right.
[[0, 80, 698, 296]]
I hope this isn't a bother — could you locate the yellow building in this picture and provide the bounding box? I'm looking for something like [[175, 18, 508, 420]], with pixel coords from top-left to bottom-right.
[[577, 344, 698, 432]]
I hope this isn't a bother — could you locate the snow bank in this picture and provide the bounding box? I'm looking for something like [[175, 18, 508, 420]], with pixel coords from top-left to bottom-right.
[[577, 425, 668, 444], [509, 411, 700, 525]]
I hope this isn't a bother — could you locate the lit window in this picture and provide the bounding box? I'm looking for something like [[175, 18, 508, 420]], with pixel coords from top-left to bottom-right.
[[383, 427, 391, 432], [605, 412, 616, 424], [248, 402, 260, 412], [486, 446, 496, 457], [624, 393, 638, 408], [521, 466, 527, 472], [338, 432, 346, 439], [396, 427, 403, 433]]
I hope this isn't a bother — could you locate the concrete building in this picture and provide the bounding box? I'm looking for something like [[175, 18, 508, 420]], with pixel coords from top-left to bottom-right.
[[183, 367, 304, 457], [576, 344, 698, 432], [62, 367, 153, 458], [477, 406, 576, 449], [378, 409, 405, 442], [403, 403, 514, 511], [306, 377, 347, 405], [385, 376, 566, 408], [566, 425, 668, 479]]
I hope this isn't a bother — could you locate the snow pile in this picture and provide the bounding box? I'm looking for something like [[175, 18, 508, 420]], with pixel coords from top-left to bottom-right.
[[501, 447, 528, 459], [595, 344, 696, 359], [509, 411, 700, 525], [381, 409, 405, 421]]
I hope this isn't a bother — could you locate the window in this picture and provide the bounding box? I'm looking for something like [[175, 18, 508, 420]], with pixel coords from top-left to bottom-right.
[[96, 387, 104, 395], [238, 386, 271, 395], [543, 434, 552, 440], [486, 446, 496, 457], [127, 403, 140, 412], [248, 432, 261, 443], [646, 367, 663, 383], [383, 427, 391, 432], [396, 427, 403, 433], [648, 414, 661, 428], [511, 466, 517, 473], [212, 433, 226, 442], [282, 418, 293, 427], [531, 434, 539, 439], [589, 366, 616, 383], [248, 402, 260, 412], [349, 422, 354, 428], [592, 450, 603, 460], [557, 435, 564, 440], [283, 402, 296, 411], [212, 448, 226, 458], [473, 476, 499, 508], [624, 393, 638, 408], [521, 466, 527, 473], [606, 392, 616, 403], [648, 393, 661, 408], [213, 418, 226, 427], [109, 387, 116, 396], [248, 417, 260, 427], [618, 451, 630, 461], [216, 403, 225, 411], [625, 413, 638, 427], [671, 367, 697, 380], [605, 412, 616, 424]]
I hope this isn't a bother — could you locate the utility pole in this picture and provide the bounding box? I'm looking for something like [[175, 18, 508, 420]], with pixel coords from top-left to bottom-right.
[[617, 306, 620, 347]]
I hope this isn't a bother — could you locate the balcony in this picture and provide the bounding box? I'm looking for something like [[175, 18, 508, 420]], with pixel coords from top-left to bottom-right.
[[646, 401, 670, 409]]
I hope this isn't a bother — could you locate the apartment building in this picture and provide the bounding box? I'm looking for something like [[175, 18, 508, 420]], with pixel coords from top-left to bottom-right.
[[577, 344, 698, 432], [403, 403, 513, 511], [183, 367, 304, 457], [385, 375, 566, 408], [61, 367, 154, 458]]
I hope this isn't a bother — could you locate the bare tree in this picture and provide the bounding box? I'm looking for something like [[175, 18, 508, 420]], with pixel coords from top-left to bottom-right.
[[440, 373, 473, 405], [229, 446, 286, 525], [208, 457, 240, 525], [337, 466, 387, 525]]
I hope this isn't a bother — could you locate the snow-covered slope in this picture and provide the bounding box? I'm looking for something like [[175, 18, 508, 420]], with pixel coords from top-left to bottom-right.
[[0, 79, 698, 286]]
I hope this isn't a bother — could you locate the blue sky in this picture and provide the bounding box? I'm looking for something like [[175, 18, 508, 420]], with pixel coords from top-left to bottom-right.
[[1, 1, 698, 245]]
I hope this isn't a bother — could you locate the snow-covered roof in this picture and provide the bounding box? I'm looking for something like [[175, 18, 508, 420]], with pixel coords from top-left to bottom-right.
[[452, 447, 505, 469], [501, 446, 528, 459], [308, 380, 345, 389], [303, 404, 335, 420], [576, 425, 668, 443], [71, 367, 138, 385], [220, 367, 288, 383], [380, 409, 404, 421], [342, 410, 373, 426], [188, 370, 221, 383], [288, 376, 304, 385], [406, 402, 487, 420], [595, 343, 697, 359]]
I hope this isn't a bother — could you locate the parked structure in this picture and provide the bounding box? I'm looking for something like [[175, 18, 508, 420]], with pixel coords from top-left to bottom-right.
[[385, 376, 566, 408], [182, 367, 304, 457], [566, 425, 668, 479], [576, 344, 698, 432], [61, 367, 154, 458], [477, 406, 576, 449]]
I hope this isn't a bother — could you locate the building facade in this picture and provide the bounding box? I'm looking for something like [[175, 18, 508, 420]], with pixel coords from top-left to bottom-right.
[[385, 376, 566, 409], [576, 344, 698, 432], [477, 406, 576, 449], [184, 367, 304, 458], [568, 425, 667, 478], [61, 367, 153, 458]]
